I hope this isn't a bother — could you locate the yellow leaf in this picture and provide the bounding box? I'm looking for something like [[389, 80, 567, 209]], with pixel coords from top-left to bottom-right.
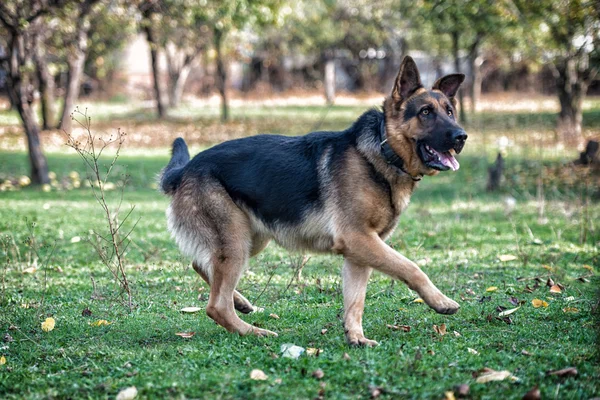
[[41, 317, 55, 332], [532, 299, 548, 308], [269, 313, 280, 319], [498, 254, 517, 262], [541, 264, 554, 271], [250, 369, 268, 380], [583, 265, 593, 271], [180, 307, 202, 313], [549, 285, 562, 293], [444, 391, 456, 400], [486, 286, 498, 292], [116, 386, 138, 400], [0, 356, 6, 365], [413, 298, 424, 303], [306, 348, 323, 356], [90, 319, 111, 327], [175, 332, 195, 338], [23, 267, 37, 274], [562, 307, 579, 313], [498, 306, 520, 317], [476, 369, 518, 383]]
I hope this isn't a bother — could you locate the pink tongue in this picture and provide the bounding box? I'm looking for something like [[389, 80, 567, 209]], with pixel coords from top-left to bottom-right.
[[438, 152, 460, 171]]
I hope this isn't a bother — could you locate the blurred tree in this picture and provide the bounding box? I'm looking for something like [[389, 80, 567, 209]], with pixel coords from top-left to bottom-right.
[[159, 1, 211, 108], [140, 0, 167, 118], [57, 0, 100, 132], [0, 0, 65, 184], [195, 0, 282, 122], [417, 0, 516, 121], [514, 0, 599, 143], [32, 18, 56, 129]]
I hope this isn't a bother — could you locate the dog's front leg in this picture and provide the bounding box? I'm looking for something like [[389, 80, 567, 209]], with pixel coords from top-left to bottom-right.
[[342, 260, 378, 347], [342, 233, 459, 315]]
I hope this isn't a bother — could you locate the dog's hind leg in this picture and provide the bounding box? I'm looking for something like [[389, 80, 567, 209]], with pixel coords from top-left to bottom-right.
[[192, 261, 257, 314], [342, 260, 378, 347]]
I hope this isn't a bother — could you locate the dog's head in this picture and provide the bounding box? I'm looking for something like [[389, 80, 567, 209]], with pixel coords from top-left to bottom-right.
[[383, 56, 466, 176]]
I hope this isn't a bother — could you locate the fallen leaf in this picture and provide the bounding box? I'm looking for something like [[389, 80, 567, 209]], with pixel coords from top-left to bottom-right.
[[41, 317, 55, 332], [531, 299, 548, 308], [549, 285, 562, 293], [486, 286, 498, 292], [89, 319, 111, 327], [343, 353, 351, 360], [370, 386, 384, 398], [577, 276, 589, 283], [387, 324, 411, 332], [546, 367, 578, 377], [546, 278, 555, 287], [582, 264, 593, 271], [467, 348, 479, 355], [562, 307, 579, 313], [499, 306, 521, 317], [476, 369, 518, 383], [281, 343, 305, 359], [269, 313, 280, 319], [433, 323, 447, 336], [312, 369, 324, 379], [70, 236, 81, 243], [498, 254, 518, 262], [116, 386, 137, 400], [453, 331, 461, 337], [306, 348, 323, 356], [321, 328, 327, 335], [250, 369, 268, 380], [413, 298, 424, 303], [523, 386, 540, 400], [22, 267, 37, 274], [0, 356, 5, 365], [175, 332, 195, 338], [455, 384, 469, 397], [180, 307, 202, 313], [521, 350, 532, 356], [509, 296, 520, 306], [444, 391, 456, 400], [274, 378, 282, 384]]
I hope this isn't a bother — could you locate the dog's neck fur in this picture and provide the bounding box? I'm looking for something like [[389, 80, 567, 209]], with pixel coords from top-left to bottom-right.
[[354, 109, 419, 190]]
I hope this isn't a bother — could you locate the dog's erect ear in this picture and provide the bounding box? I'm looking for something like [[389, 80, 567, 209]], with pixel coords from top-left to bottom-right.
[[391, 56, 422, 104], [432, 74, 465, 99]]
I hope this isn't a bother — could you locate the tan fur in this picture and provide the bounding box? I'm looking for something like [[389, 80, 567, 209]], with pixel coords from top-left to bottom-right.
[[166, 58, 461, 345]]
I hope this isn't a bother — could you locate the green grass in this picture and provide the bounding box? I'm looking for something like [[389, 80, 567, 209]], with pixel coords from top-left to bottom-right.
[[0, 100, 599, 399]]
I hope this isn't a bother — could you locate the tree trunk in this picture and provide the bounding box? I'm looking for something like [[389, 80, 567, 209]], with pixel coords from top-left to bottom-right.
[[214, 29, 229, 122], [468, 36, 483, 114], [166, 50, 194, 108], [58, 0, 97, 131], [142, 22, 166, 118], [324, 58, 336, 104], [59, 44, 86, 131], [555, 58, 585, 144], [7, 33, 49, 184], [33, 31, 56, 130], [451, 31, 467, 123]]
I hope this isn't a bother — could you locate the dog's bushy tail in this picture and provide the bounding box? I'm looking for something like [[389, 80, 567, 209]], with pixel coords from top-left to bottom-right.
[[160, 138, 190, 195]]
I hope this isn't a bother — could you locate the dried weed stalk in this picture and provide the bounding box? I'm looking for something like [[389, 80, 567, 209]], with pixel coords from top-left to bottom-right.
[[65, 108, 136, 310]]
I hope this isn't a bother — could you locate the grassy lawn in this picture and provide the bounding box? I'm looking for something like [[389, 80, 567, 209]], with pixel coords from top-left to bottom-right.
[[0, 97, 599, 399]]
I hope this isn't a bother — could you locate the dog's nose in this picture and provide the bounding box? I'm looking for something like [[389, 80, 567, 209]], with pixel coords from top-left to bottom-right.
[[450, 129, 467, 143], [449, 129, 467, 153]]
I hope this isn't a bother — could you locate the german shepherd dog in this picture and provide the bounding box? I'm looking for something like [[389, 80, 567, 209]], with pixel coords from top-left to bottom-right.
[[160, 56, 466, 346]]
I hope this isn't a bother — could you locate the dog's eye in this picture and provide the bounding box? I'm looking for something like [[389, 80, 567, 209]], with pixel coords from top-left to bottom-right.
[[421, 108, 430, 116]]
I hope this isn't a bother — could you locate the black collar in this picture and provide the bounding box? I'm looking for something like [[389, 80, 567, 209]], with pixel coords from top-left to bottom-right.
[[379, 119, 422, 181]]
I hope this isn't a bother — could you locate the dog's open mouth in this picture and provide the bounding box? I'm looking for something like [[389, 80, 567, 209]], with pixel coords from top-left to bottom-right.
[[418, 143, 460, 171]]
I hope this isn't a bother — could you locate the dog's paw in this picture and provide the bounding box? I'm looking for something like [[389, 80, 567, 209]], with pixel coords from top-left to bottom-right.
[[431, 296, 460, 315], [251, 327, 278, 337], [346, 334, 379, 347]]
